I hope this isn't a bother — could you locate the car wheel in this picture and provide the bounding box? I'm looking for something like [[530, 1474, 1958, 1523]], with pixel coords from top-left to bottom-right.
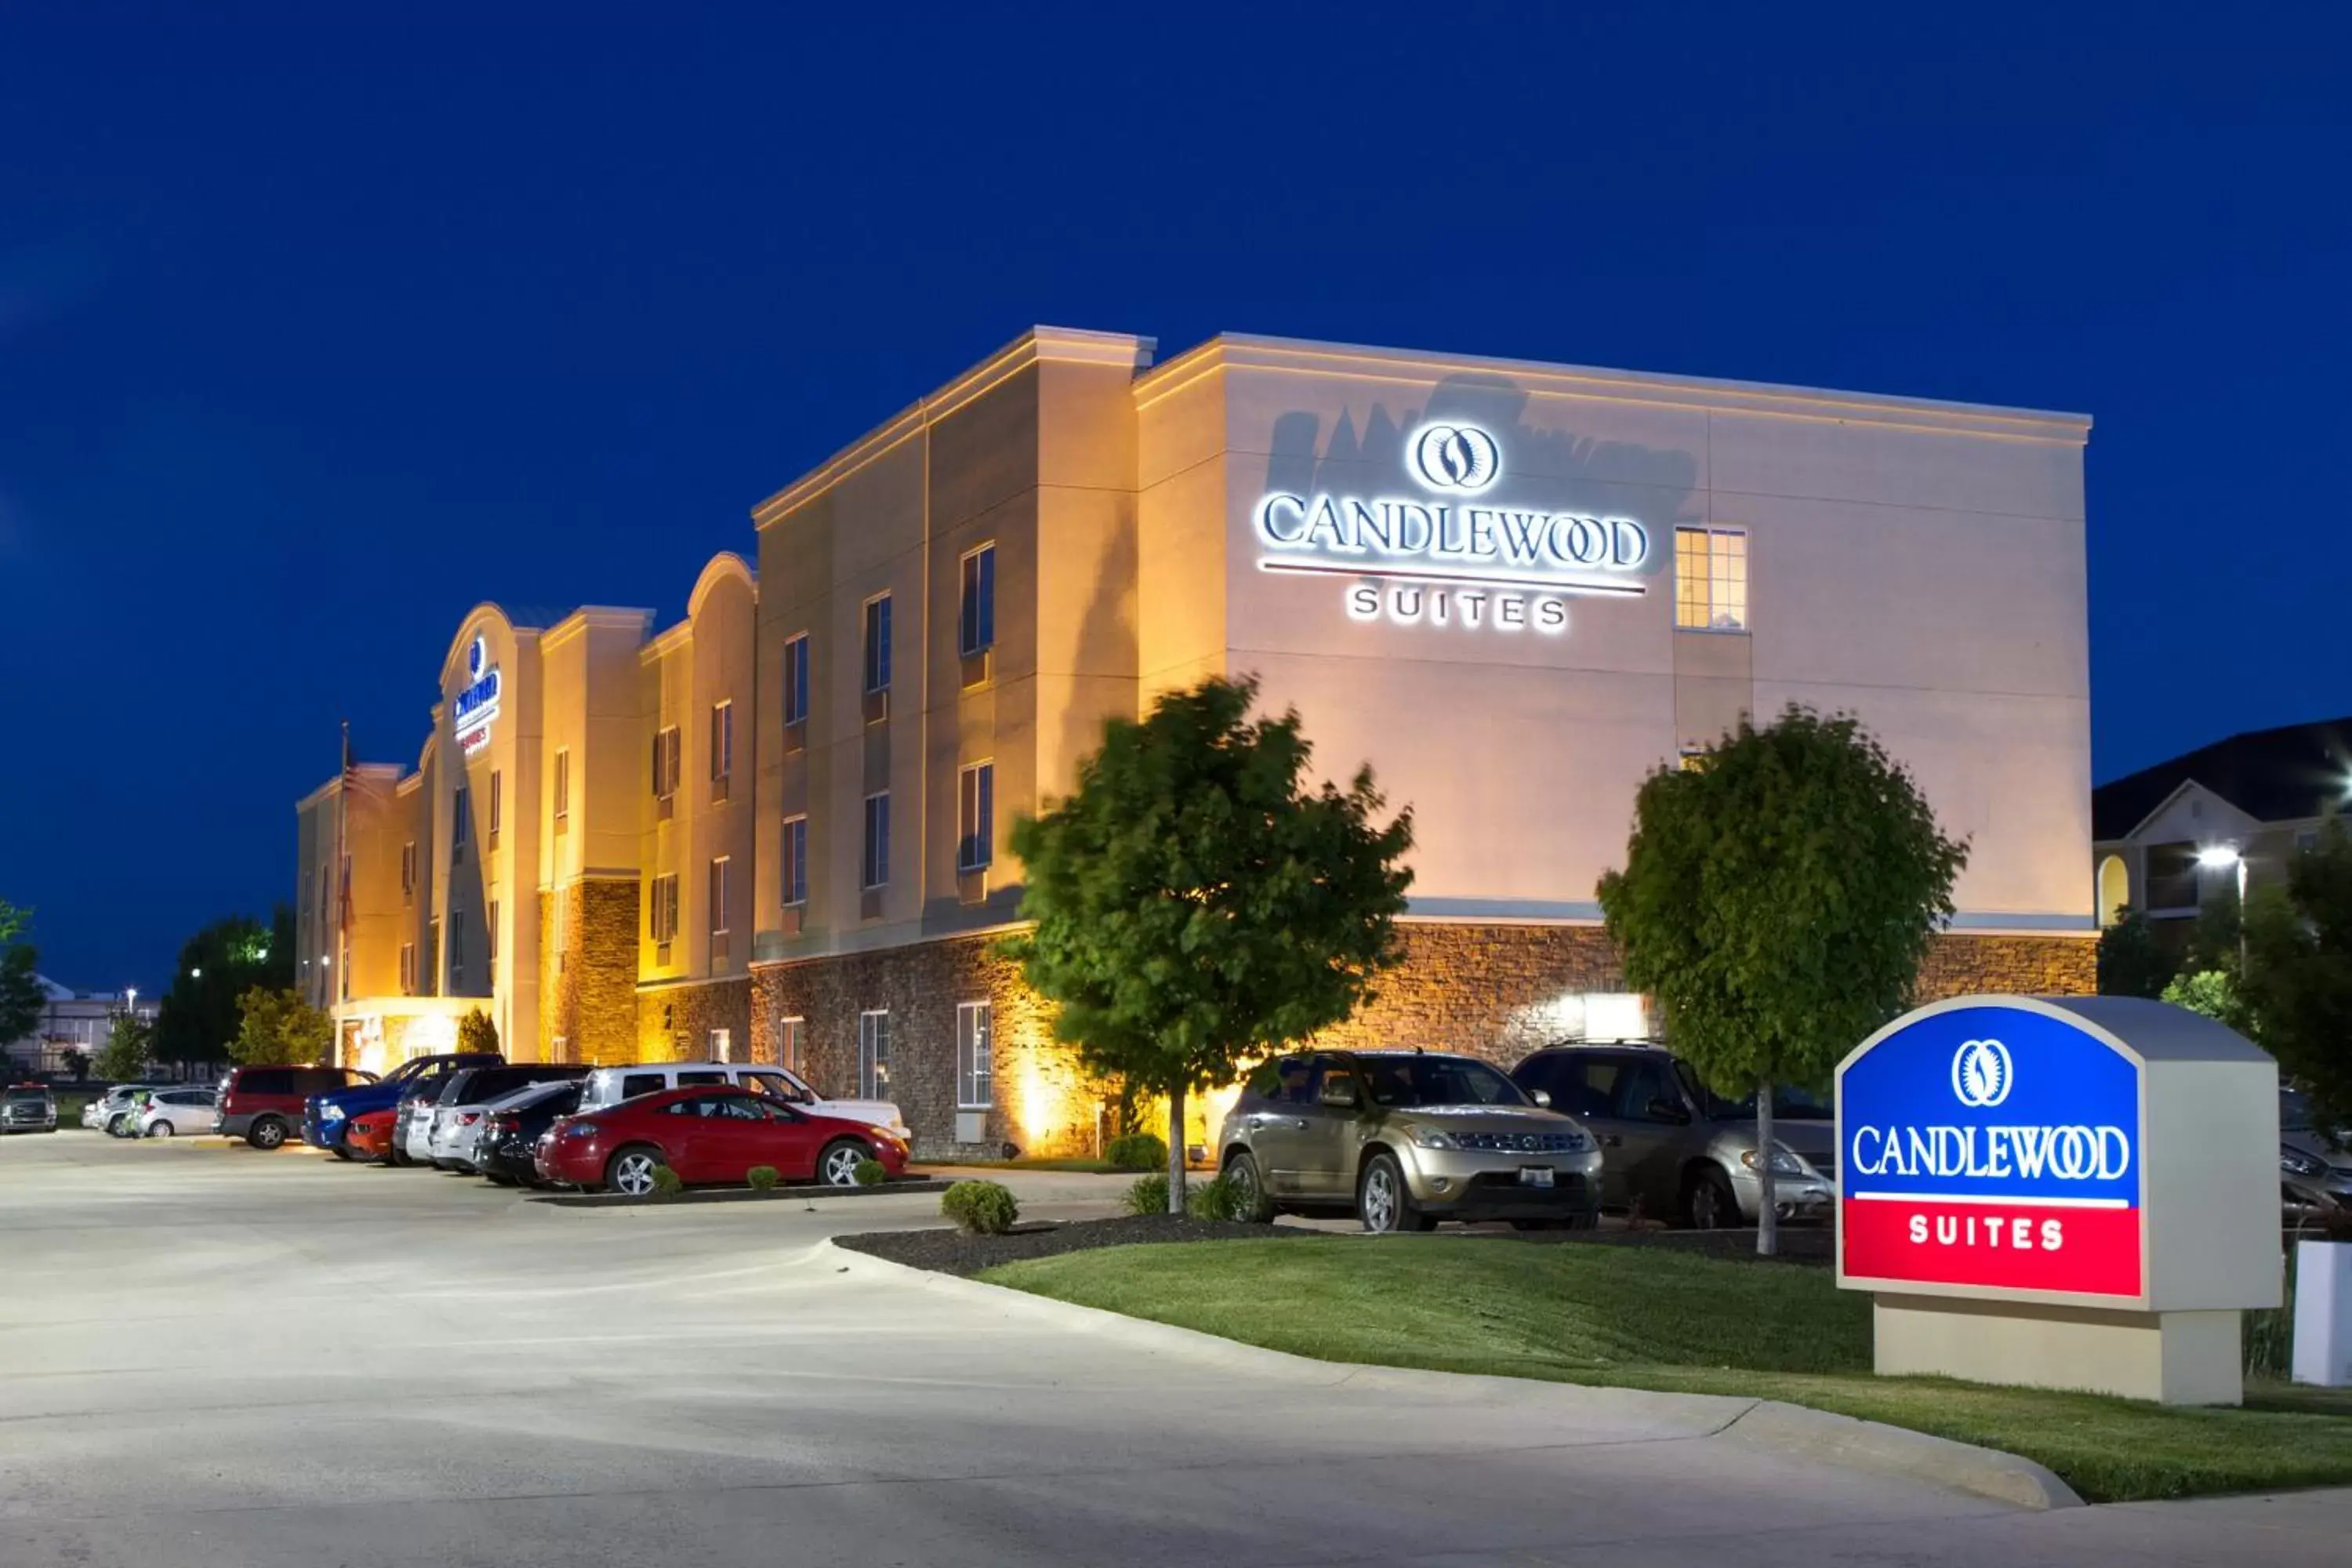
[[605, 1145, 664, 1199], [147, 1121, 174, 1138], [1357, 1152, 1433, 1233], [1222, 1150, 1274, 1222], [106, 1115, 130, 1138], [1684, 1167, 1740, 1230], [818, 1138, 871, 1188], [484, 1171, 517, 1186], [329, 1145, 354, 1161], [247, 1118, 289, 1151]]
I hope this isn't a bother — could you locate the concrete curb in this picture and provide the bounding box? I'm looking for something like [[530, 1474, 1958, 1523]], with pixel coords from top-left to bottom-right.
[[818, 1238, 2082, 1512], [536, 1179, 953, 1208]]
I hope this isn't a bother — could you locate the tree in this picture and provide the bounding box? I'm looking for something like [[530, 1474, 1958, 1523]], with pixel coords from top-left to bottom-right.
[[93, 1013, 154, 1082], [457, 1007, 499, 1055], [2096, 907, 2176, 999], [232, 986, 332, 1067], [1598, 706, 1968, 1255], [0, 900, 25, 943], [154, 909, 293, 1066], [2161, 966, 2245, 1029], [0, 939, 43, 1055], [1003, 676, 1415, 1213], [2241, 819, 2352, 1131]]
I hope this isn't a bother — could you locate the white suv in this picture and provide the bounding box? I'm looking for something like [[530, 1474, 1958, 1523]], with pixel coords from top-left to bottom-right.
[[138, 1088, 218, 1138], [576, 1062, 908, 1142]]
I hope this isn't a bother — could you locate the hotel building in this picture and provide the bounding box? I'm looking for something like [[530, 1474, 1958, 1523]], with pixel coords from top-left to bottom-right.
[[300, 328, 2097, 1156]]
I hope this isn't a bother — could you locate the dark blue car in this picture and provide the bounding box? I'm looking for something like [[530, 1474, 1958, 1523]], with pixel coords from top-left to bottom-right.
[[305, 1052, 503, 1159]]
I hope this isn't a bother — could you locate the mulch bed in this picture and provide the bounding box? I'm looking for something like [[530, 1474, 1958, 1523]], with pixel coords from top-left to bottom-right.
[[834, 1213, 1301, 1276]]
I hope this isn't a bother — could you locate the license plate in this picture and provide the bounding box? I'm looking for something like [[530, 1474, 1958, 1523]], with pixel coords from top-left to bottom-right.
[[1519, 1166, 1555, 1188]]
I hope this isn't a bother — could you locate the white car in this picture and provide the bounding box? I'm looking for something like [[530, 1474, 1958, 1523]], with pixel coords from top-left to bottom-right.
[[576, 1061, 908, 1140], [139, 1088, 219, 1138], [84, 1086, 143, 1132], [426, 1065, 590, 1171]]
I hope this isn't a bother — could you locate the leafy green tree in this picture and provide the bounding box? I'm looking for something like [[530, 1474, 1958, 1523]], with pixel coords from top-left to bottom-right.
[[0, 938, 43, 1054], [0, 900, 26, 943], [1598, 706, 1968, 1255], [1003, 676, 1415, 1212], [457, 1007, 499, 1056], [93, 1013, 154, 1082], [232, 986, 332, 1067], [2160, 966, 2245, 1029], [2241, 820, 2352, 1131], [154, 911, 292, 1066], [2096, 907, 2176, 999]]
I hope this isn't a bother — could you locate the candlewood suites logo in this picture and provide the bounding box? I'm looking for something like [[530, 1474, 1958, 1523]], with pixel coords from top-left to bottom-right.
[[1408, 423, 1500, 493]]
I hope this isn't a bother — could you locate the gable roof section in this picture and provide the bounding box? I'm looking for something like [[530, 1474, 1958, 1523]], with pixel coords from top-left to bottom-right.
[[2094, 716, 2352, 840]]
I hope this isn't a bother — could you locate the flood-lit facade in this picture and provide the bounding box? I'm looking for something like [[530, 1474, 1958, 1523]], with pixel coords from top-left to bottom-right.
[[302, 328, 2098, 1156]]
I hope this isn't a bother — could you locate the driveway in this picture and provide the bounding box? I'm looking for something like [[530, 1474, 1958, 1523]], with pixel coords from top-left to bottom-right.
[[0, 1133, 2343, 1566]]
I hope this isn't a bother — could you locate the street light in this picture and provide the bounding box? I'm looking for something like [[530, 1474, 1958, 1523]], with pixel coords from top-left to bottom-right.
[[2198, 844, 2249, 969]]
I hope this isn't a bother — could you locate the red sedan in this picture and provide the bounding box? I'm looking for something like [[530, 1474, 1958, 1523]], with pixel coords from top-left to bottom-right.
[[535, 1085, 909, 1197], [343, 1107, 399, 1163]]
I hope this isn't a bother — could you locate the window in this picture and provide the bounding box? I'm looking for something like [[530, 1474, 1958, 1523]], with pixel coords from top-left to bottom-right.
[[450, 909, 466, 985], [956, 1001, 993, 1108], [400, 840, 416, 898], [710, 1027, 733, 1063], [1674, 526, 1748, 631], [338, 936, 350, 1003], [488, 769, 503, 844], [779, 1016, 804, 1076], [710, 702, 733, 782], [553, 749, 570, 822], [958, 761, 994, 871], [862, 593, 892, 692], [398, 943, 416, 996], [2144, 841, 2201, 911], [652, 726, 681, 800], [452, 788, 470, 854], [783, 633, 810, 725], [487, 900, 500, 967], [708, 857, 731, 935], [650, 873, 681, 942], [781, 815, 808, 906], [959, 544, 996, 655], [620, 1073, 666, 1100], [862, 793, 891, 888], [858, 1010, 891, 1098]]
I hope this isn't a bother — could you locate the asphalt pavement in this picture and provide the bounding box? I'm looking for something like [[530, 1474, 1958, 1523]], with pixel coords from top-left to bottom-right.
[[0, 1131, 2344, 1566]]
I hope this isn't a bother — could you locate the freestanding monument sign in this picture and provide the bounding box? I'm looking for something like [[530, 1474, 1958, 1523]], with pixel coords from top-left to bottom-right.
[[1837, 995, 2279, 1405]]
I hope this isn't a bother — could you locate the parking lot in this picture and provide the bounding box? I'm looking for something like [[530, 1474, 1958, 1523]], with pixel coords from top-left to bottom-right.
[[3, 1132, 2347, 1567]]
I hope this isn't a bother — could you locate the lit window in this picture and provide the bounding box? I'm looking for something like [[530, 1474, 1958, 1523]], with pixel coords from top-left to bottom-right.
[[783, 633, 810, 725], [956, 1001, 993, 1108], [862, 793, 891, 889], [398, 943, 416, 996], [858, 1009, 891, 1098], [781, 815, 808, 907], [779, 1016, 804, 1076], [960, 545, 996, 656], [862, 593, 892, 693], [1675, 526, 1748, 631], [958, 761, 994, 871], [709, 857, 731, 936], [650, 873, 681, 943], [710, 1027, 732, 1063]]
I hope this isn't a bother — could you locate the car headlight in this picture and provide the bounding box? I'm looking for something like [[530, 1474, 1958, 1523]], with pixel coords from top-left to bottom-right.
[[1740, 1148, 1809, 1178], [2283, 1147, 2328, 1178], [321, 1104, 345, 1122], [1408, 1126, 1455, 1150]]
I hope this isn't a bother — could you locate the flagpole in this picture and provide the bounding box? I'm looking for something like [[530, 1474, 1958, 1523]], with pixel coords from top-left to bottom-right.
[[335, 720, 350, 1062]]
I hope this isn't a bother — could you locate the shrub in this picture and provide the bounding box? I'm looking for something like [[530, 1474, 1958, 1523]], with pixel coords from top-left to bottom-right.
[[854, 1157, 887, 1187], [746, 1165, 780, 1192], [649, 1164, 684, 1200], [941, 1179, 1019, 1235], [1185, 1174, 1242, 1222], [1106, 1131, 1168, 1172], [1123, 1172, 1169, 1215]]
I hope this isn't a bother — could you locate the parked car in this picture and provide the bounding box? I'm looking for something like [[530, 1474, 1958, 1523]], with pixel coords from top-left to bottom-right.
[[137, 1087, 219, 1138], [107, 1088, 156, 1137], [476, 1080, 586, 1185], [395, 1080, 458, 1167], [2, 1083, 56, 1134], [1216, 1050, 1602, 1232], [535, 1084, 910, 1196], [1508, 1042, 1836, 1229], [575, 1060, 909, 1141], [304, 1052, 501, 1160], [216, 1065, 376, 1149], [2281, 1088, 2352, 1226], [425, 1063, 591, 1172], [343, 1106, 400, 1163]]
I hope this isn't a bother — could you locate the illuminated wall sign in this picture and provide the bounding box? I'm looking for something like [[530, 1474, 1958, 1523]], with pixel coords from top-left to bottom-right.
[[454, 634, 501, 757], [1838, 1002, 2143, 1300], [1254, 419, 1648, 634]]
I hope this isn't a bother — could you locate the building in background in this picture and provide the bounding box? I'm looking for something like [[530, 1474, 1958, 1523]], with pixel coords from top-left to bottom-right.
[[2, 980, 158, 1077], [2092, 716, 2352, 937], [302, 327, 2098, 1158]]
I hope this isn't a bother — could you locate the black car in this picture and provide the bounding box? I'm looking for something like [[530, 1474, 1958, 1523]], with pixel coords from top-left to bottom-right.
[[476, 1080, 586, 1185], [425, 1063, 592, 1171]]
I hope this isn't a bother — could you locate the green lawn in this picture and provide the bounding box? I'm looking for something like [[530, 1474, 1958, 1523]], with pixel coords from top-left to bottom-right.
[[980, 1236, 2352, 1504]]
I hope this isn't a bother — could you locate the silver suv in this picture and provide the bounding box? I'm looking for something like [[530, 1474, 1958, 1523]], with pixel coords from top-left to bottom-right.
[[1217, 1050, 1602, 1232], [1510, 1044, 1835, 1229]]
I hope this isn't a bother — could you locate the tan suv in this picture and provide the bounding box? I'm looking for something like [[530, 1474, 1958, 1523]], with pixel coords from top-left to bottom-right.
[[1217, 1050, 1602, 1232]]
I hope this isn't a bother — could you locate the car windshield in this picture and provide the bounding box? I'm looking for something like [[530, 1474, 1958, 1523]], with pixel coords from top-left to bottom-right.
[[1697, 1079, 1833, 1122], [5, 1088, 45, 1104], [1359, 1056, 1530, 1109]]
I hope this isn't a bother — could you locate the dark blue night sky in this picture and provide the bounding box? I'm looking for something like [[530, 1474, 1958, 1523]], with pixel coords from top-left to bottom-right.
[[4, 5, 2347, 989]]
